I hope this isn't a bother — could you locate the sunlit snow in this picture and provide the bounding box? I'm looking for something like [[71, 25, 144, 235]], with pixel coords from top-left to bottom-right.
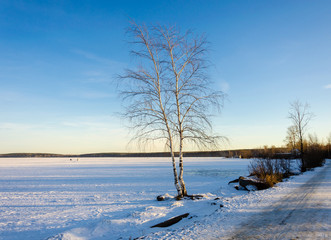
[[0, 158, 329, 239]]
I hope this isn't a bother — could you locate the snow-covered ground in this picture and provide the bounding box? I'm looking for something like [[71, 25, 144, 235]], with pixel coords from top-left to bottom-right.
[[0, 157, 249, 239], [0, 157, 329, 240], [227, 160, 331, 239]]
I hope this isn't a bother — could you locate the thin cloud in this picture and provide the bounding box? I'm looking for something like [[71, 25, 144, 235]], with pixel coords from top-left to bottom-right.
[[72, 49, 123, 67], [324, 84, 331, 89], [61, 121, 107, 129], [82, 71, 110, 83], [66, 90, 113, 99]]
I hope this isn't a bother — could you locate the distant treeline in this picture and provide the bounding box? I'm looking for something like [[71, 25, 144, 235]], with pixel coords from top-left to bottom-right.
[[0, 148, 301, 159]]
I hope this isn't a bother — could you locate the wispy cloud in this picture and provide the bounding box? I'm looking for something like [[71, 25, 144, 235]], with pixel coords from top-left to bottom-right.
[[65, 90, 114, 99], [72, 49, 124, 67], [82, 71, 111, 83], [61, 121, 110, 129], [324, 84, 331, 89]]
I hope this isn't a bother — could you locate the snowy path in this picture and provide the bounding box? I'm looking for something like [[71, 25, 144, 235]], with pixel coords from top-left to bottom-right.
[[225, 162, 331, 240]]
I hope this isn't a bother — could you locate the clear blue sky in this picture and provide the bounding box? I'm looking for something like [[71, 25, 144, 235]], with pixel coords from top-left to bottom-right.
[[1, 0, 330, 154]]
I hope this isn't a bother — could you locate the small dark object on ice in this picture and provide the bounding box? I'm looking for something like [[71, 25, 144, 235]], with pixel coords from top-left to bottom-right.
[[157, 195, 166, 201], [214, 197, 221, 200], [211, 202, 217, 205], [151, 213, 190, 228], [156, 194, 173, 201], [220, 204, 224, 208]]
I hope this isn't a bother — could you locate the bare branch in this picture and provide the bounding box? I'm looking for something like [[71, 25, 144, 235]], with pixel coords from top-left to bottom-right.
[[118, 21, 226, 197], [287, 100, 315, 171]]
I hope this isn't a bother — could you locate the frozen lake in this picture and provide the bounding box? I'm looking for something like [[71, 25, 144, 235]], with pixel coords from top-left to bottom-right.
[[0, 157, 250, 239]]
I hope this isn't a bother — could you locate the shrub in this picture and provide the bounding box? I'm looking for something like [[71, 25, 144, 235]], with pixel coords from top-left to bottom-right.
[[302, 134, 326, 170], [249, 159, 287, 188], [304, 148, 325, 169]]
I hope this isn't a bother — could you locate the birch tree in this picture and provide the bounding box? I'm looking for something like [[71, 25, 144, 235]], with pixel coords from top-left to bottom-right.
[[284, 125, 298, 153], [119, 22, 225, 198], [288, 100, 314, 171], [159, 26, 225, 196]]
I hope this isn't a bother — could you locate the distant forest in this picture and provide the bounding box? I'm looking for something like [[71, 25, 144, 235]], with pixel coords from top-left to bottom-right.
[[0, 148, 297, 159]]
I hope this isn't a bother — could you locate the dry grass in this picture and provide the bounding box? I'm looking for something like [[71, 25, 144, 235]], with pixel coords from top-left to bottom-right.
[[249, 159, 285, 188]]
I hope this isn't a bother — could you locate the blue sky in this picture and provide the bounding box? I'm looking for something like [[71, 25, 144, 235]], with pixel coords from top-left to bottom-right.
[[0, 0, 330, 154]]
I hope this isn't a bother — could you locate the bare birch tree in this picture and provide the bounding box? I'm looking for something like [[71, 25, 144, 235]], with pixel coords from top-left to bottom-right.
[[288, 100, 314, 171], [159, 26, 225, 196], [284, 125, 298, 154], [119, 23, 182, 197], [119, 22, 225, 198]]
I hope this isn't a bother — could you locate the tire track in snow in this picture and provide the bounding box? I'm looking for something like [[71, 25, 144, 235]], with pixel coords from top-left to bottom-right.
[[224, 162, 331, 240]]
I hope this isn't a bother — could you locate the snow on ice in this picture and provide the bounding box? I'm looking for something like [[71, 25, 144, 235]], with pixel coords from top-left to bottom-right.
[[0, 157, 329, 239]]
